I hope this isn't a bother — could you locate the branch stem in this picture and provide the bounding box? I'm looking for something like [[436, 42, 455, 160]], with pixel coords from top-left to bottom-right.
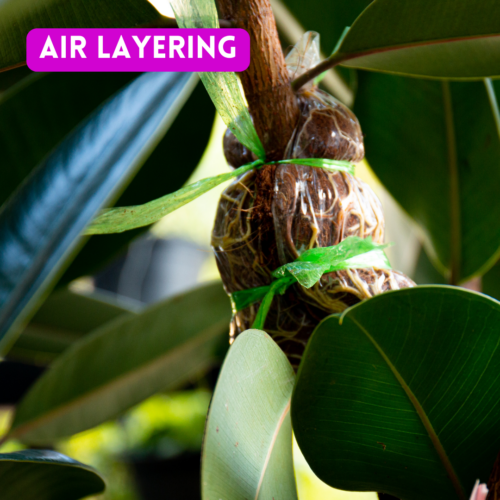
[[217, 0, 300, 159], [292, 52, 349, 92]]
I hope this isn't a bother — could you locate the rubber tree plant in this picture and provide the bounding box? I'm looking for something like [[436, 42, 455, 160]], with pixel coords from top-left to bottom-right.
[[1, 0, 500, 499]]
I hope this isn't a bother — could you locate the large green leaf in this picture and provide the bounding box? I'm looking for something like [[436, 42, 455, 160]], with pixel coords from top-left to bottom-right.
[[0, 71, 196, 353], [0, 449, 105, 500], [8, 288, 140, 365], [0, 71, 213, 284], [0, 72, 136, 209], [7, 282, 231, 445], [292, 286, 500, 500], [335, 0, 500, 79], [354, 74, 500, 284], [202, 329, 297, 500], [0, 0, 159, 70], [60, 79, 214, 284]]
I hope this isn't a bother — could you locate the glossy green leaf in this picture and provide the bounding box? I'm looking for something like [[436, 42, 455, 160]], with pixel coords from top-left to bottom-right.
[[8, 282, 231, 444], [0, 72, 213, 283], [0, 72, 137, 209], [0, 0, 159, 70], [354, 74, 500, 283], [8, 288, 140, 365], [293, 286, 500, 500], [336, 0, 500, 79], [0, 449, 105, 500], [60, 78, 214, 284], [202, 329, 297, 500], [0, 71, 196, 353]]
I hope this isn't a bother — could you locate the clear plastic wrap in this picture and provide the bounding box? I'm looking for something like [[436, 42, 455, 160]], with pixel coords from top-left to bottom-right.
[[285, 31, 364, 162], [223, 127, 257, 169], [285, 31, 321, 91], [212, 32, 415, 365], [287, 89, 365, 162]]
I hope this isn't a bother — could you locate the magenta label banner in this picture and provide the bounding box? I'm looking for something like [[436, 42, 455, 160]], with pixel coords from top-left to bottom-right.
[[26, 28, 250, 72]]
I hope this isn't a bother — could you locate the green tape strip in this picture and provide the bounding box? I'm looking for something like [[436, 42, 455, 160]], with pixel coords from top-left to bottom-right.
[[231, 236, 391, 330], [84, 159, 354, 235], [170, 0, 266, 159]]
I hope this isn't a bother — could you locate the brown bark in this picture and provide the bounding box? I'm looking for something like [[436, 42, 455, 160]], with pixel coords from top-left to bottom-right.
[[217, 0, 300, 160], [487, 451, 500, 499]]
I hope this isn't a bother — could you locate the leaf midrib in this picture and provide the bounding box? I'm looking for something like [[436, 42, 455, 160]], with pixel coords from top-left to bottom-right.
[[348, 315, 467, 500], [341, 33, 500, 62], [8, 318, 228, 442], [254, 399, 291, 500]]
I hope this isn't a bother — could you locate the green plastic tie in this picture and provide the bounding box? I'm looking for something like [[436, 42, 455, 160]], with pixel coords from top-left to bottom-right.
[[170, 0, 266, 160], [231, 236, 391, 330], [84, 158, 353, 235]]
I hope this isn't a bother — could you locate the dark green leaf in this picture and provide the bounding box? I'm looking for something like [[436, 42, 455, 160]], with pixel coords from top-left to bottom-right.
[[8, 288, 140, 365], [0, 71, 196, 353], [203, 329, 297, 500], [60, 79, 214, 283], [0, 449, 105, 500], [354, 74, 500, 283], [293, 286, 500, 500], [0, 0, 159, 70], [0, 72, 138, 209], [0, 71, 213, 284], [8, 282, 231, 444], [336, 0, 500, 79]]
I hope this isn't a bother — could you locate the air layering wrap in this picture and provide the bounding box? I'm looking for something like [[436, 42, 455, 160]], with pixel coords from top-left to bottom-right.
[[81, 13, 415, 366], [212, 32, 415, 366]]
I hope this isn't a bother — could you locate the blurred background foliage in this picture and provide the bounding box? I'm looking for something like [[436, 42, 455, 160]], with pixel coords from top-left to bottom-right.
[[2, 0, 500, 498]]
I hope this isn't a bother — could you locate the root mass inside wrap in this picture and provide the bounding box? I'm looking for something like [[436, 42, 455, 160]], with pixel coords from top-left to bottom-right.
[[212, 88, 415, 367]]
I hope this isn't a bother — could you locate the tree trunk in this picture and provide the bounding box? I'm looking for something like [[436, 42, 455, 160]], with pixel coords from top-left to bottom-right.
[[216, 0, 300, 160]]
